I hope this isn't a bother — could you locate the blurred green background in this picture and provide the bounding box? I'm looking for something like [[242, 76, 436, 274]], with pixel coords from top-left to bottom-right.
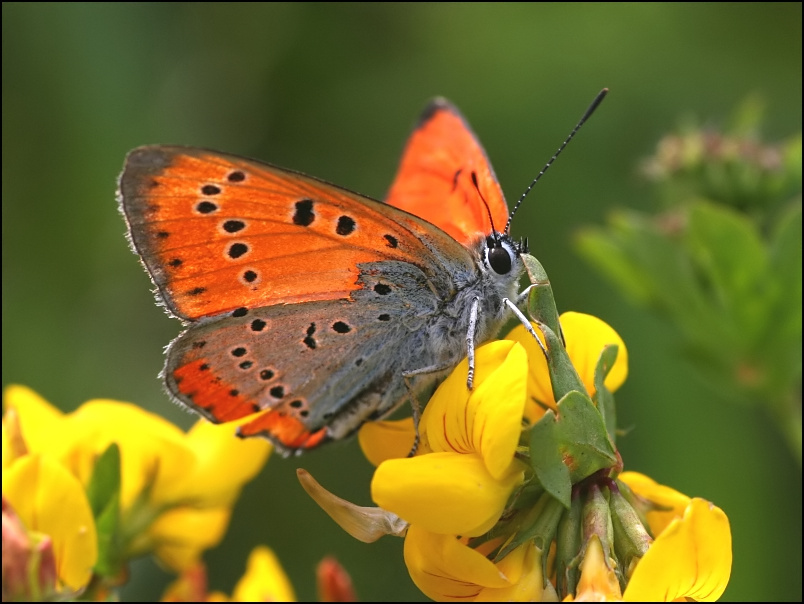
[[3, 3, 801, 601]]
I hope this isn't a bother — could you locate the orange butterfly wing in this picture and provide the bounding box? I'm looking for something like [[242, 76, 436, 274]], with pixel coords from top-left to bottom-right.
[[386, 98, 508, 244], [119, 146, 480, 452], [119, 146, 468, 322]]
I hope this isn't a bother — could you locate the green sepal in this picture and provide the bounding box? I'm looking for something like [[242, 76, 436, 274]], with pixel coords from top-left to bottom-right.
[[581, 483, 619, 587], [494, 491, 563, 569], [555, 490, 583, 598], [85, 443, 122, 578], [582, 482, 613, 548], [536, 320, 585, 403], [529, 391, 618, 508], [521, 253, 562, 339], [593, 344, 619, 446], [509, 476, 546, 511], [609, 485, 653, 574]]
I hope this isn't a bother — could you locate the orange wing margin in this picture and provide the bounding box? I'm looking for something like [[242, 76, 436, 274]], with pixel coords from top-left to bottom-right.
[[385, 98, 508, 246]]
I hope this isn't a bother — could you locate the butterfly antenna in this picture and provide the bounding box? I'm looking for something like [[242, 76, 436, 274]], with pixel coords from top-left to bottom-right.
[[504, 88, 609, 235], [471, 171, 500, 243]]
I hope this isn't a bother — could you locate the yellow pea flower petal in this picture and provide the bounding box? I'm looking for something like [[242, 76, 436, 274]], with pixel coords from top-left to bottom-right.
[[624, 498, 732, 602], [72, 401, 195, 505], [423, 341, 527, 480], [23, 399, 193, 511], [619, 471, 691, 536], [147, 506, 231, 571], [3, 387, 271, 575], [3, 385, 64, 454], [231, 546, 296, 602], [561, 312, 628, 395], [404, 525, 544, 602], [474, 541, 545, 602], [3, 407, 28, 468], [506, 312, 628, 411], [180, 419, 271, 506], [505, 322, 554, 416], [471, 343, 527, 479], [372, 452, 524, 537], [569, 535, 622, 601], [358, 417, 417, 466], [404, 525, 509, 600], [2, 454, 97, 590]]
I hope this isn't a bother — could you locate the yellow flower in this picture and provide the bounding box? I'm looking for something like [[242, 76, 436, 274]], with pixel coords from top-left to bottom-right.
[[341, 314, 731, 603], [3, 385, 271, 571], [506, 312, 628, 421], [366, 340, 528, 537], [566, 474, 732, 602], [358, 416, 415, 466], [568, 535, 622, 602], [231, 546, 296, 602], [2, 454, 97, 592], [403, 524, 547, 602], [619, 473, 732, 602]]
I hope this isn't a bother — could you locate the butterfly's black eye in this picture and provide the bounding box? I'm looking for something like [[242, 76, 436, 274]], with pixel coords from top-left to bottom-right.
[[488, 245, 512, 274], [484, 234, 519, 276]]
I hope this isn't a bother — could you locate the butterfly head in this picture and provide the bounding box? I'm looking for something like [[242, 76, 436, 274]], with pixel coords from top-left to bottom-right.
[[483, 232, 527, 280]]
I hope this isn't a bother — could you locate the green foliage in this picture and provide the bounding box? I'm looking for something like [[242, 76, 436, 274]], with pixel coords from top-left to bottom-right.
[[85, 444, 123, 579], [576, 112, 802, 463]]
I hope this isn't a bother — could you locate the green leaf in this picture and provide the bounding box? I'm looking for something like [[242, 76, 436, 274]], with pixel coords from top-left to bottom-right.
[[687, 200, 767, 340], [762, 201, 803, 399], [574, 226, 655, 305], [86, 443, 120, 516], [576, 210, 723, 346], [767, 202, 802, 348], [593, 344, 619, 445], [86, 443, 123, 578], [530, 391, 618, 508]]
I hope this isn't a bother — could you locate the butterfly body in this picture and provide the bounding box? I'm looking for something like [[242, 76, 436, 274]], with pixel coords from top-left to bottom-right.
[[119, 99, 526, 455]]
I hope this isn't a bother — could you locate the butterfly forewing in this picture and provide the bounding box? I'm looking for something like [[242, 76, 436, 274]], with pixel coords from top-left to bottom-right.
[[386, 98, 509, 245], [119, 146, 472, 322]]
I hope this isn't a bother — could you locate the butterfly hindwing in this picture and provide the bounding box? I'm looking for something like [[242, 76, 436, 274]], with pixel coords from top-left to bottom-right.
[[165, 260, 449, 454]]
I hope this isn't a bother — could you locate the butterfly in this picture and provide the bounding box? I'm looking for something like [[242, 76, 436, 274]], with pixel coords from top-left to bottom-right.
[[118, 91, 607, 456]]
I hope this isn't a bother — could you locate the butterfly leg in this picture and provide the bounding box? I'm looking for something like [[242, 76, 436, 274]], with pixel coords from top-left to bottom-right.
[[515, 284, 536, 308], [502, 297, 548, 356], [512, 284, 566, 345], [402, 362, 457, 456], [466, 296, 481, 390]]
